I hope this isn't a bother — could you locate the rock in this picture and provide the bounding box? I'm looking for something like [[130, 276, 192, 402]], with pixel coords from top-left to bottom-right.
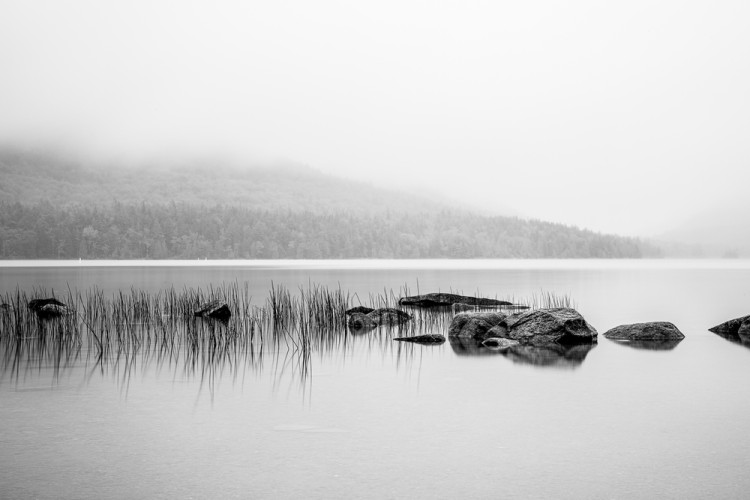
[[393, 334, 446, 344], [487, 308, 598, 345], [399, 293, 511, 308], [448, 312, 508, 340], [367, 308, 411, 325], [709, 315, 750, 336], [346, 306, 375, 315], [194, 300, 231, 321], [604, 322, 684, 341], [28, 298, 66, 311], [481, 337, 519, 351], [451, 303, 474, 313], [28, 298, 72, 317], [348, 312, 378, 329]]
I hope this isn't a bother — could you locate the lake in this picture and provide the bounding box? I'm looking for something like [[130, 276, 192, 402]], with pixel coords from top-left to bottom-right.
[[1, 259, 750, 499]]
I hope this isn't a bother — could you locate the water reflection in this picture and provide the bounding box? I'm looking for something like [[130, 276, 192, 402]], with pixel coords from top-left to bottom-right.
[[605, 339, 683, 351], [710, 330, 750, 349], [448, 337, 596, 368]]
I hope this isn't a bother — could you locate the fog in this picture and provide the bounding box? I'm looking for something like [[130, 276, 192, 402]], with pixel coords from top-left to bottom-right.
[[1, 0, 749, 237]]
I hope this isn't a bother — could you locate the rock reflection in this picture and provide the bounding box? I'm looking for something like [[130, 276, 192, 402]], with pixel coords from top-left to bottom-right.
[[606, 339, 683, 351], [449, 337, 595, 368]]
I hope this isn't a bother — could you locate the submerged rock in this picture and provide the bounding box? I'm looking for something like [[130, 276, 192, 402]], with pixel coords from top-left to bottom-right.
[[346, 306, 375, 315], [603, 322, 684, 341], [448, 312, 508, 340], [399, 293, 511, 308], [393, 334, 446, 344], [194, 300, 231, 321]]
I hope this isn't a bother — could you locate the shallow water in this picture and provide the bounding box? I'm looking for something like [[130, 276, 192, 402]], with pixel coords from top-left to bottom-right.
[[1, 260, 749, 499]]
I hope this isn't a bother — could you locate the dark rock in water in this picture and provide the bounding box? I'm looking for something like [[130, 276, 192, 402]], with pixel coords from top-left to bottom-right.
[[28, 298, 66, 311], [346, 306, 375, 315], [367, 308, 411, 325], [451, 303, 474, 313], [448, 312, 508, 340], [394, 334, 446, 344], [194, 300, 231, 321], [347, 308, 411, 331], [604, 322, 684, 341], [709, 315, 750, 348], [0, 303, 12, 311], [348, 312, 378, 329], [399, 293, 511, 308], [481, 337, 519, 351], [487, 308, 598, 346], [709, 315, 750, 336], [29, 298, 72, 317]]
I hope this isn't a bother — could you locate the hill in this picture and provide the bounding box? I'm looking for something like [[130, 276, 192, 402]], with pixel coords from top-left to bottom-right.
[[0, 148, 660, 259]]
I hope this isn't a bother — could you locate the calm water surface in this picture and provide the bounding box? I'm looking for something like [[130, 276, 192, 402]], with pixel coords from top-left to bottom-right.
[[1, 259, 750, 499]]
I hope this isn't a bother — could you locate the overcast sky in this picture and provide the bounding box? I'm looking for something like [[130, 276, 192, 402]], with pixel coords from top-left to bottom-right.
[[1, 0, 748, 236]]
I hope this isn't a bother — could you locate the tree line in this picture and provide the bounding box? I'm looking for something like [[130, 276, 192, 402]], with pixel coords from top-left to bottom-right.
[[0, 201, 658, 259]]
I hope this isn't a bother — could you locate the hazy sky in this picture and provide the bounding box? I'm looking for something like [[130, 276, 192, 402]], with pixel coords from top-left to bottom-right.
[[1, 0, 749, 236]]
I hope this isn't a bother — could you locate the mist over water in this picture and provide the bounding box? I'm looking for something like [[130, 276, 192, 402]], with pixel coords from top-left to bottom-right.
[[2, 1, 749, 238]]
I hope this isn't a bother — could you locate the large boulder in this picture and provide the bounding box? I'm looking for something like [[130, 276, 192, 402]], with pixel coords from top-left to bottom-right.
[[603, 322, 684, 341], [448, 312, 508, 340], [486, 308, 598, 345], [400, 293, 511, 308], [194, 300, 231, 321], [709, 315, 750, 337]]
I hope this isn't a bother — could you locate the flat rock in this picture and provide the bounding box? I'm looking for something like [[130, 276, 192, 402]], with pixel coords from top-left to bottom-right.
[[399, 293, 511, 308], [448, 312, 508, 340], [393, 334, 445, 344], [604, 322, 684, 341], [194, 300, 231, 321]]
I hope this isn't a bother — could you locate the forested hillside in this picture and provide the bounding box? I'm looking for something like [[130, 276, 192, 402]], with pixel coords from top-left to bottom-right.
[[0, 202, 657, 259], [0, 148, 660, 259]]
